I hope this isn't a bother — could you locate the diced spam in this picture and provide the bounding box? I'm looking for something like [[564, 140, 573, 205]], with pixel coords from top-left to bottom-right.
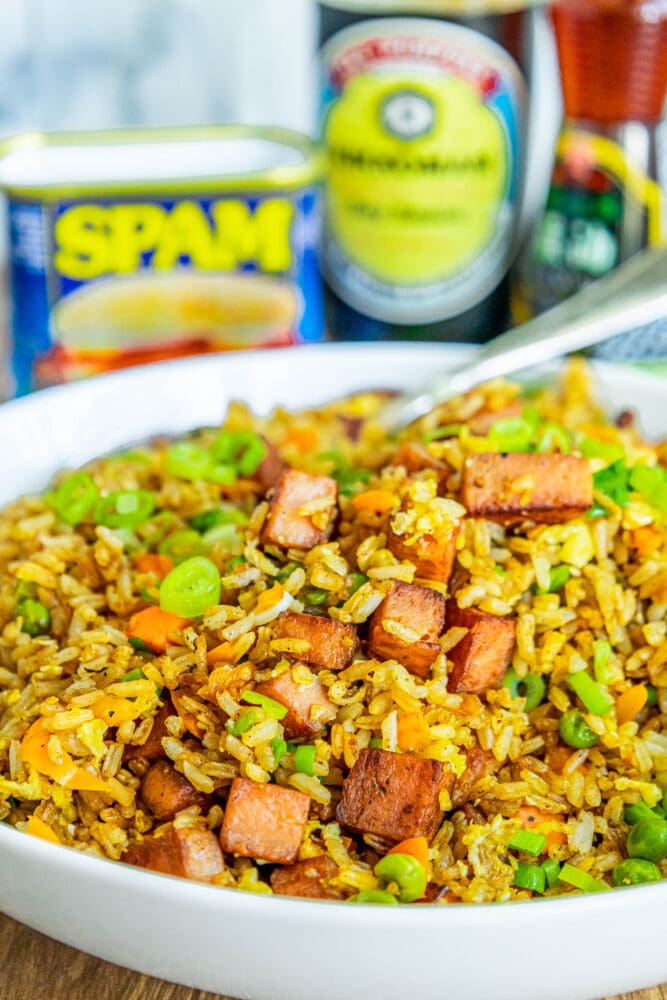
[[387, 516, 460, 585], [261, 469, 338, 550], [450, 746, 502, 809], [446, 602, 516, 694], [254, 670, 337, 739], [272, 611, 359, 672], [392, 442, 450, 492], [254, 438, 286, 494], [337, 748, 453, 843], [270, 854, 341, 899], [461, 453, 593, 524], [123, 698, 172, 762], [220, 777, 310, 864], [123, 826, 224, 882], [367, 581, 445, 678], [139, 759, 212, 821]]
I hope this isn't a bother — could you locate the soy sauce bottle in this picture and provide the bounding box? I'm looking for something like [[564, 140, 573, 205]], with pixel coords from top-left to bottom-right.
[[318, 2, 530, 343]]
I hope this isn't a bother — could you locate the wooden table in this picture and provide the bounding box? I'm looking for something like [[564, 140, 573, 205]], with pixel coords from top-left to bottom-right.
[[0, 913, 664, 1000]]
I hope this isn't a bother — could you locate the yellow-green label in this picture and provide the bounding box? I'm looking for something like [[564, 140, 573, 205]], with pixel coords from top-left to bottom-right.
[[320, 18, 526, 323]]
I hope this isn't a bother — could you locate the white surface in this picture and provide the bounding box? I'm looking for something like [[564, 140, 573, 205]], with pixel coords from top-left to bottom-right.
[[2, 343, 667, 1000], [0, 136, 306, 189]]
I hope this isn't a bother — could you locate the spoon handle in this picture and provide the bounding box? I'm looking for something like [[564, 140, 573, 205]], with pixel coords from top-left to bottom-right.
[[382, 247, 667, 430]]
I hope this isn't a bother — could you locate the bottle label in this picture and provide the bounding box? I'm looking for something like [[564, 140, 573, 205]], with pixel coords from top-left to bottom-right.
[[523, 129, 667, 359], [320, 18, 526, 324]]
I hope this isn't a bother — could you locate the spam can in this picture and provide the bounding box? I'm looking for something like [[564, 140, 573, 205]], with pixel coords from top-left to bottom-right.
[[0, 126, 324, 396]]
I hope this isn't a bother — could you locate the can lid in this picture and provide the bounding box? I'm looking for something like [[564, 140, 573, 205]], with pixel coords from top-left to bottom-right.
[[0, 126, 323, 199]]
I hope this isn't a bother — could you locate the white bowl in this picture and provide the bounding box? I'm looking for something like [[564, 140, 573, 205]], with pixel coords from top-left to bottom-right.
[[2, 344, 666, 1000]]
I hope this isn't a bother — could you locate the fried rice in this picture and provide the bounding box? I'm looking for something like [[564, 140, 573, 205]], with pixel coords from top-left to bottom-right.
[[1, 357, 667, 903]]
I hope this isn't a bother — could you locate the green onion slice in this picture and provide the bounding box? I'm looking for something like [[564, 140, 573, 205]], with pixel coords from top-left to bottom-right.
[[271, 737, 288, 766], [509, 829, 547, 857], [158, 529, 204, 564], [241, 690, 288, 720], [159, 556, 221, 618], [294, 744, 317, 776], [567, 670, 614, 716], [211, 431, 267, 477], [228, 709, 258, 736], [47, 471, 99, 526], [94, 490, 155, 529], [559, 863, 610, 893], [592, 639, 613, 684], [541, 858, 561, 888], [513, 861, 546, 894]]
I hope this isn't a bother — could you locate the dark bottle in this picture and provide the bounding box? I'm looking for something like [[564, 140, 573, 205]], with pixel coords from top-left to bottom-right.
[[515, 0, 667, 360], [318, 1, 530, 343]]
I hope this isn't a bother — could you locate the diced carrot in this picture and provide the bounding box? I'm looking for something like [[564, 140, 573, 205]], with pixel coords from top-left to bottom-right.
[[631, 526, 663, 557], [284, 427, 319, 453], [255, 582, 284, 614], [615, 683, 648, 725], [396, 712, 430, 751], [387, 836, 430, 876], [171, 688, 218, 740], [207, 641, 235, 666], [20, 719, 112, 793], [92, 695, 146, 727], [133, 553, 174, 580], [352, 489, 396, 514], [126, 606, 191, 653], [513, 806, 567, 851], [25, 814, 62, 845]]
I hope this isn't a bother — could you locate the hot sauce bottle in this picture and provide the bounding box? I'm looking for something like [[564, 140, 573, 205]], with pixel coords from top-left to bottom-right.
[[515, 0, 667, 360]]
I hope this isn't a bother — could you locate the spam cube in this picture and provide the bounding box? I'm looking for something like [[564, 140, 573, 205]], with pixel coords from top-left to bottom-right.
[[123, 698, 173, 762], [261, 469, 338, 550], [270, 854, 341, 899], [337, 747, 453, 843], [220, 778, 310, 864], [123, 826, 224, 882], [272, 611, 359, 672], [461, 453, 593, 525], [446, 602, 516, 695], [387, 514, 460, 585], [140, 760, 212, 821], [391, 442, 451, 493], [450, 745, 502, 809], [254, 669, 337, 739], [368, 581, 445, 678], [253, 438, 286, 494]]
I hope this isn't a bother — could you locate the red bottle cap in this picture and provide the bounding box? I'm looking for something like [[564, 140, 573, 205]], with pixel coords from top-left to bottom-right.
[[551, 0, 667, 124]]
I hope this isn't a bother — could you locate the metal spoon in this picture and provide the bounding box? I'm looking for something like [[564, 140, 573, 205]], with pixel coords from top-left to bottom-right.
[[380, 247, 667, 430]]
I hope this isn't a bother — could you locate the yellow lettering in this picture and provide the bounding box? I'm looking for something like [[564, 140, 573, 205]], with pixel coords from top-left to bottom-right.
[[211, 198, 294, 272], [152, 200, 215, 270], [54, 205, 110, 280], [109, 204, 166, 273]]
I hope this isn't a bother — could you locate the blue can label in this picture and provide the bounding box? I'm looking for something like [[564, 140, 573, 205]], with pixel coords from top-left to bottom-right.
[[10, 187, 323, 395]]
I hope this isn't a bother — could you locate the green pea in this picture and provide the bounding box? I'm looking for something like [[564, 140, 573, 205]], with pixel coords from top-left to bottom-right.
[[647, 685, 659, 707], [275, 562, 301, 584], [626, 818, 667, 863], [559, 709, 599, 749], [503, 668, 547, 712], [303, 587, 329, 606], [374, 853, 426, 903], [347, 889, 399, 905], [348, 572, 369, 595], [612, 859, 662, 886], [17, 599, 51, 637], [623, 802, 656, 825]]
